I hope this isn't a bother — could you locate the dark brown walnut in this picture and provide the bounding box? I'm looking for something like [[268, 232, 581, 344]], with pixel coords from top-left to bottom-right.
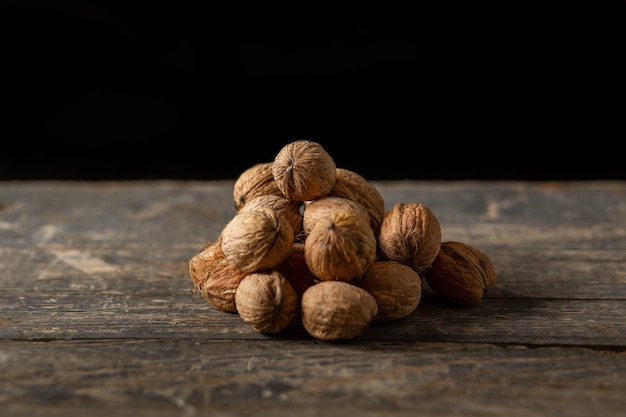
[[377, 202, 442, 274], [188, 240, 247, 313], [327, 168, 385, 233], [354, 261, 422, 322], [273, 242, 319, 300], [304, 210, 377, 282], [302, 196, 370, 236], [238, 194, 304, 239], [301, 280, 378, 341], [220, 207, 294, 273], [233, 162, 283, 210], [272, 140, 337, 203], [424, 241, 496, 307], [234, 271, 298, 333]]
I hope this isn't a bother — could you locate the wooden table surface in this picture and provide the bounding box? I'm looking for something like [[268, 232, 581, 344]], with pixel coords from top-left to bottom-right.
[[1, 180, 625, 417]]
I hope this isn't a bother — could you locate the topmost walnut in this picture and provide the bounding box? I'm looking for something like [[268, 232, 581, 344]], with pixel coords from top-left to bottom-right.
[[272, 140, 337, 203]]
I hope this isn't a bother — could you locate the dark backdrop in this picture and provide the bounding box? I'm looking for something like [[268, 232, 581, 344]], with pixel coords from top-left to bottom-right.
[[1, 2, 624, 181]]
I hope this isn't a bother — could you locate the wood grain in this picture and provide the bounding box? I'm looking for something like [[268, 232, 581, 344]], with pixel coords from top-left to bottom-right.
[[1, 180, 625, 416]]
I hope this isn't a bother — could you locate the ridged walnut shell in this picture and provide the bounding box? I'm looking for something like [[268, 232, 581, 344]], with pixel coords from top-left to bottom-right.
[[377, 202, 442, 273], [273, 242, 319, 300], [304, 210, 377, 282], [238, 194, 304, 239], [233, 162, 284, 210], [302, 196, 370, 236], [235, 271, 298, 333], [220, 207, 294, 273], [424, 241, 496, 306], [301, 280, 378, 341], [188, 240, 247, 313], [272, 140, 336, 203], [355, 261, 422, 322], [327, 168, 385, 233]]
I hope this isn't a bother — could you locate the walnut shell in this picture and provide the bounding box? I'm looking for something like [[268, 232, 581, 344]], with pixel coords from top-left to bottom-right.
[[424, 241, 496, 307], [235, 271, 298, 333], [220, 207, 294, 273], [301, 280, 378, 341], [272, 140, 337, 203], [327, 168, 385, 233], [302, 196, 370, 236], [304, 210, 377, 282], [238, 194, 304, 239], [273, 242, 319, 299], [188, 241, 219, 290], [377, 202, 442, 274], [233, 162, 284, 210], [354, 261, 422, 322], [188, 240, 247, 313]]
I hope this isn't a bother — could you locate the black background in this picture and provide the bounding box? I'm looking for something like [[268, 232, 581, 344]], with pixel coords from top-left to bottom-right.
[[1, 1, 624, 181]]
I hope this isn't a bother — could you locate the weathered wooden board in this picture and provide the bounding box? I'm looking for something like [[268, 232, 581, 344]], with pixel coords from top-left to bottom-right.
[[1, 291, 625, 347], [1, 180, 625, 417], [2, 339, 625, 417]]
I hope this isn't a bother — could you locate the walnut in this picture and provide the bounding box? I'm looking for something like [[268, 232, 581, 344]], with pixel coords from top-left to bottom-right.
[[304, 210, 377, 282], [220, 207, 294, 273], [300, 280, 378, 341], [188, 241, 219, 290], [424, 241, 496, 307], [327, 168, 385, 233], [272, 140, 336, 203], [273, 242, 319, 299], [235, 271, 298, 333], [232, 162, 284, 210], [238, 194, 304, 239], [377, 202, 442, 274], [302, 196, 370, 236], [354, 261, 422, 322], [188, 240, 247, 313]]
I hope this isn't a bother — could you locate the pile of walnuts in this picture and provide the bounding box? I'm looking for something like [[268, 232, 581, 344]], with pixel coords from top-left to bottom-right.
[[189, 140, 496, 341]]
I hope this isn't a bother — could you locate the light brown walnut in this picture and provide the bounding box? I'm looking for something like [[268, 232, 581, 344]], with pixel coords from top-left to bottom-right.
[[302, 195, 370, 236], [304, 210, 377, 282], [235, 271, 298, 333], [188, 240, 247, 313], [424, 241, 496, 307], [327, 168, 385, 233], [272, 140, 336, 203], [220, 207, 294, 273], [238, 194, 304, 239], [301, 280, 378, 341], [377, 202, 442, 274], [232, 162, 283, 210], [354, 261, 422, 322]]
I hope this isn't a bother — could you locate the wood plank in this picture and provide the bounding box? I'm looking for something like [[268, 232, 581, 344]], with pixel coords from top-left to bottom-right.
[[1, 291, 624, 348], [1, 180, 625, 417], [1, 244, 624, 299], [2, 339, 625, 417]]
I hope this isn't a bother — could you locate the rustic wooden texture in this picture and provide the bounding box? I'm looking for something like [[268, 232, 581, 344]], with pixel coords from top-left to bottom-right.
[[1, 180, 625, 417]]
